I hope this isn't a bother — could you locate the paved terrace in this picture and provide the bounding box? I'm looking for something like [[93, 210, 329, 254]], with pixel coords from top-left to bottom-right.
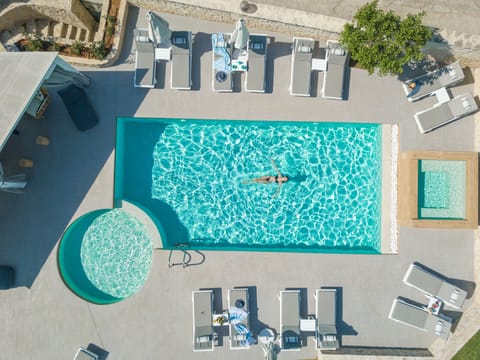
[[0, 6, 477, 360]]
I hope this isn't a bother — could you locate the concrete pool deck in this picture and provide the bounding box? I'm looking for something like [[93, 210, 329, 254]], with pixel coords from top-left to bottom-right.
[[0, 5, 478, 360]]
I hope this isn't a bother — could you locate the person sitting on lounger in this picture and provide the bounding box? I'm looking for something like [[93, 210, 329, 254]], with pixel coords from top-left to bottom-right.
[[243, 159, 288, 198], [407, 80, 421, 98]]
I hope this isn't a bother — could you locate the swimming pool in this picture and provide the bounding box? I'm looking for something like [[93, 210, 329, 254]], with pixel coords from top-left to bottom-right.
[[418, 160, 466, 219], [115, 118, 390, 253]]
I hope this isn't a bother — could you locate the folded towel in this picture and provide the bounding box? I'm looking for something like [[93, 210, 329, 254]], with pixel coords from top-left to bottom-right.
[[212, 33, 231, 72]]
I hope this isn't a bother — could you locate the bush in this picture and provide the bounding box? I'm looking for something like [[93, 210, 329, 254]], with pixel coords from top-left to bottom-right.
[[24, 34, 44, 51], [340, 0, 432, 76], [91, 41, 107, 60], [105, 15, 117, 36], [71, 41, 84, 56], [50, 41, 61, 51]]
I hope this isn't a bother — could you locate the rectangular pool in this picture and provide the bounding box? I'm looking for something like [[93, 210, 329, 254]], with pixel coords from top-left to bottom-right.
[[115, 118, 388, 253]]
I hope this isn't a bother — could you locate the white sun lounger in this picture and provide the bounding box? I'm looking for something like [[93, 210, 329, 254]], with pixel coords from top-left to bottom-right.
[[192, 290, 214, 352], [403, 263, 468, 309], [414, 93, 478, 133], [322, 40, 349, 100], [246, 34, 267, 93], [170, 31, 192, 90], [73, 347, 98, 360], [279, 290, 301, 350], [315, 289, 339, 350], [289, 37, 314, 96], [212, 33, 233, 92], [133, 29, 156, 88], [403, 61, 464, 102], [228, 288, 251, 349], [389, 298, 452, 339]]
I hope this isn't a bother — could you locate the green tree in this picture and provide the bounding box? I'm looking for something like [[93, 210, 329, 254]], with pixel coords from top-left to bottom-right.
[[339, 0, 432, 76]]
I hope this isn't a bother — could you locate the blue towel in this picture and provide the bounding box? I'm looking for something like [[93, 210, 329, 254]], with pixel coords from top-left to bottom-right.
[[212, 33, 231, 72]]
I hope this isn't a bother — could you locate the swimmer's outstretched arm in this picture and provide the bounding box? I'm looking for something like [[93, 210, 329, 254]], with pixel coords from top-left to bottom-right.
[[270, 158, 282, 177], [272, 182, 283, 199]]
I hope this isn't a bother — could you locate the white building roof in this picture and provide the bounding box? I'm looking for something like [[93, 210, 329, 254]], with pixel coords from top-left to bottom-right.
[[0, 52, 78, 152]]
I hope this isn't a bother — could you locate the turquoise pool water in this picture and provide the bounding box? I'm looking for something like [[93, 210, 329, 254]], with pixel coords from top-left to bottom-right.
[[115, 118, 383, 253], [418, 160, 466, 219], [58, 209, 153, 304]]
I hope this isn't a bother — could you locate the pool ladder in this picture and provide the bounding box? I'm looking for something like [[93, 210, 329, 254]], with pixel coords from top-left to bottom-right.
[[168, 245, 205, 268]]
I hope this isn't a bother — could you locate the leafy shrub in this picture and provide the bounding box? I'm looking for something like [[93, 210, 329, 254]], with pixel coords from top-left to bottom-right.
[[24, 34, 44, 51], [91, 41, 107, 60], [105, 15, 117, 36], [71, 41, 84, 56]]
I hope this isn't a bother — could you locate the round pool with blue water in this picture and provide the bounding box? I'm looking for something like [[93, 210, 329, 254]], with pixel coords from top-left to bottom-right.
[[115, 118, 383, 253], [58, 209, 153, 304]]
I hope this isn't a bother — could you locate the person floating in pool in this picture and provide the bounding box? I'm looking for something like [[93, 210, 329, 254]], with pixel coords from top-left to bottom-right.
[[243, 159, 288, 198]]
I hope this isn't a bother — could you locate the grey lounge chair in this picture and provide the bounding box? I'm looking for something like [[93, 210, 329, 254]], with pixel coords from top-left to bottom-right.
[[73, 347, 98, 360], [170, 31, 192, 90], [192, 290, 214, 352], [228, 288, 251, 349], [246, 34, 267, 93], [403, 61, 464, 102], [315, 289, 339, 350], [389, 298, 452, 339], [279, 290, 301, 350], [322, 40, 349, 100], [134, 29, 156, 88], [212, 33, 233, 92], [414, 93, 478, 133], [289, 37, 314, 96], [403, 263, 468, 309]]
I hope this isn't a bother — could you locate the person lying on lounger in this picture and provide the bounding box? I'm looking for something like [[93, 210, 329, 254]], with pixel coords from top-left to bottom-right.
[[243, 159, 288, 198]]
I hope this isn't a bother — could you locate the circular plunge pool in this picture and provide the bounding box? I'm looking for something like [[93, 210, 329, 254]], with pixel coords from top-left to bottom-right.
[[58, 209, 153, 304]]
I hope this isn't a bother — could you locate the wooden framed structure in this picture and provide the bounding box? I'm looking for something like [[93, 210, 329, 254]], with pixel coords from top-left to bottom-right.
[[398, 151, 478, 229]]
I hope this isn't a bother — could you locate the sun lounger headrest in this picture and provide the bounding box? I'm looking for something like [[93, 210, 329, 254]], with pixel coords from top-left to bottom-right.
[[235, 334, 247, 341], [173, 36, 186, 45], [198, 335, 210, 343], [252, 42, 264, 49], [332, 48, 345, 56], [324, 334, 337, 341], [285, 336, 298, 343], [299, 46, 312, 53]]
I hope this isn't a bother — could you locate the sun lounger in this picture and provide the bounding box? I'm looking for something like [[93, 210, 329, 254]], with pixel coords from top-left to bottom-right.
[[73, 347, 98, 360], [289, 37, 314, 96], [389, 298, 452, 339], [403, 263, 468, 309], [279, 290, 301, 350], [322, 40, 349, 100], [228, 288, 251, 349], [134, 29, 156, 89], [170, 31, 192, 90], [403, 61, 464, 102], [315, 289, 339, 350], [246, 34, 267, 93], [212, 33, 233, 92], [192, 290, 214, 352], [414, 93, 478, 133]]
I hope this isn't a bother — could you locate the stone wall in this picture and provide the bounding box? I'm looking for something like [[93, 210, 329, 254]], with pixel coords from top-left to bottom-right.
[[0, 0, 98, 33]]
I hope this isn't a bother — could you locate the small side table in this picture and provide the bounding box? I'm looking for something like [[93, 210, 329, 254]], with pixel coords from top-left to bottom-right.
[[300, 318, 316, 332], [426, 297, 442, 315]]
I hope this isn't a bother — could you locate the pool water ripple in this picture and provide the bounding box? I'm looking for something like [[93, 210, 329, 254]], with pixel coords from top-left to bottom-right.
[[80, 209, 153, 298], [151, 121, 382, 251]]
